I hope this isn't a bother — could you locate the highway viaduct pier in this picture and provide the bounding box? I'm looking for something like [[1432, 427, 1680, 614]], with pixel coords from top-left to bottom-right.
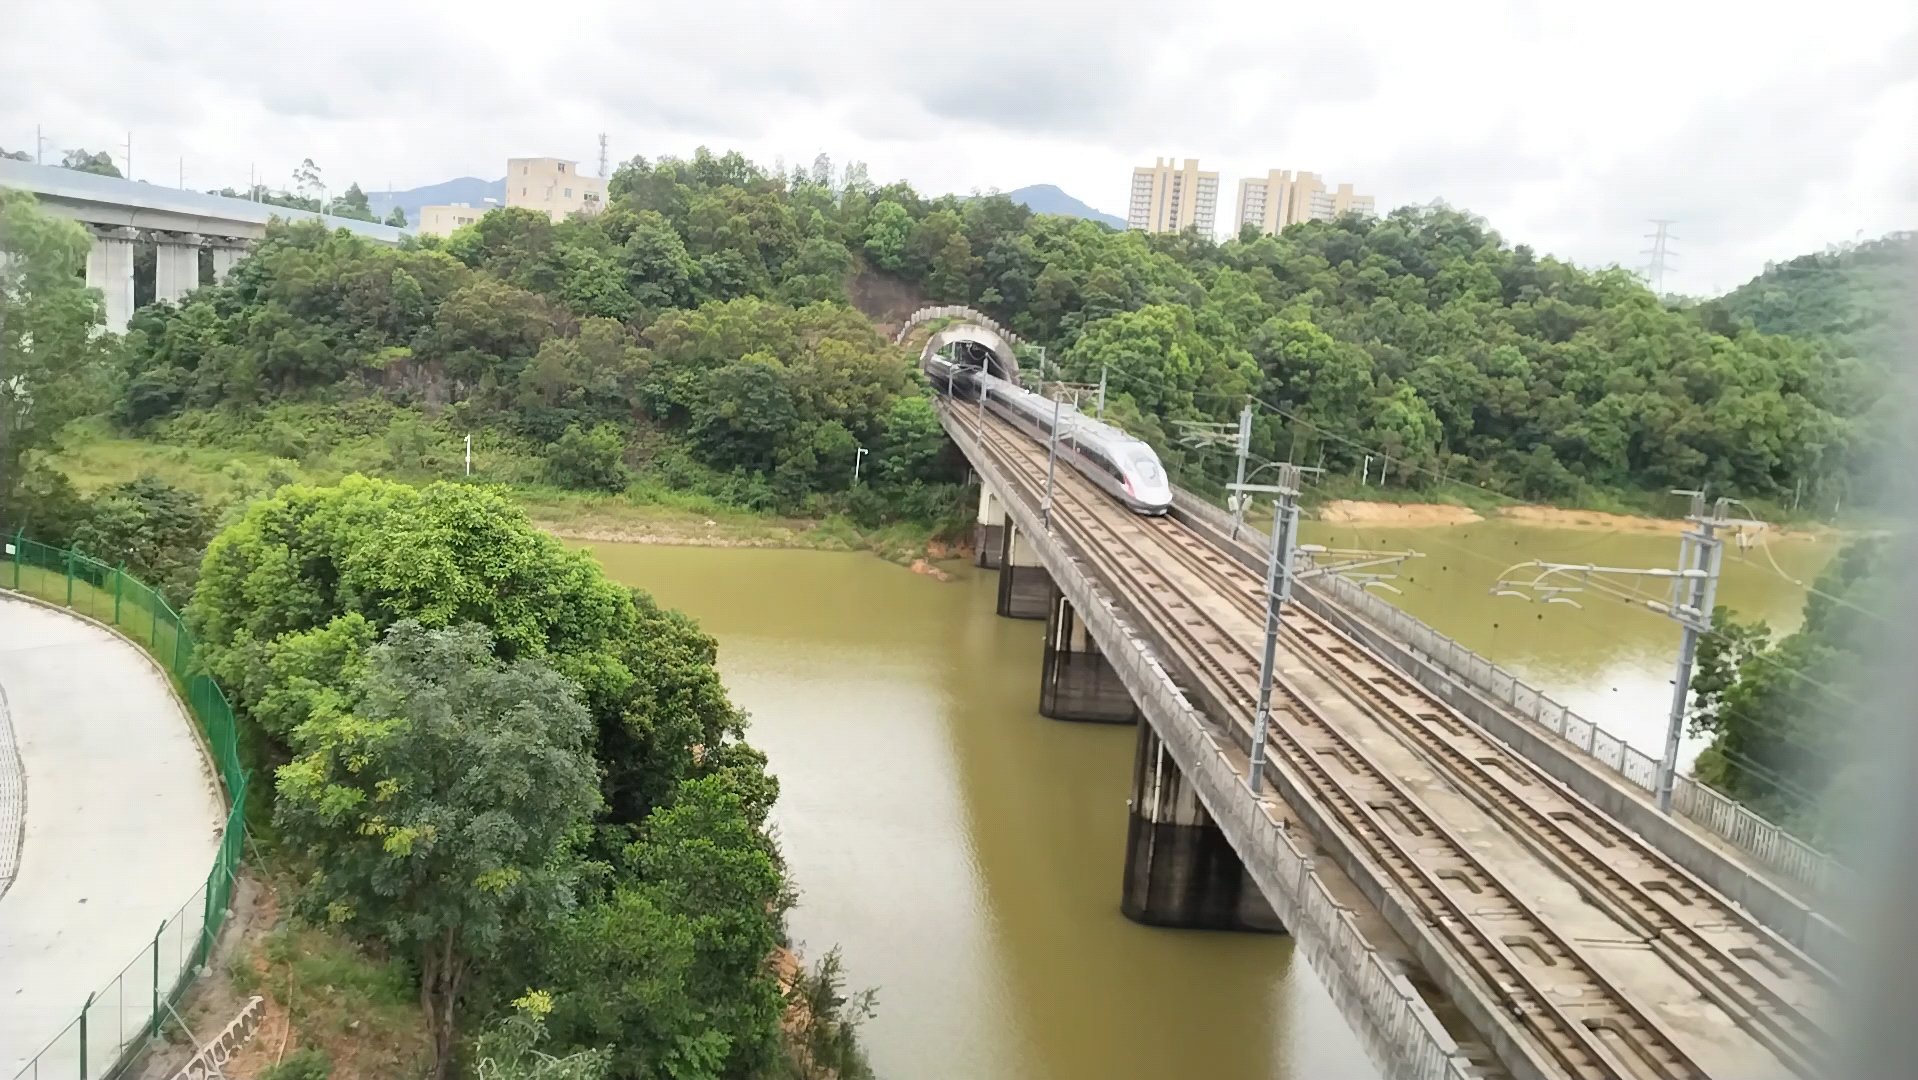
[[1, 159, 407, 332]]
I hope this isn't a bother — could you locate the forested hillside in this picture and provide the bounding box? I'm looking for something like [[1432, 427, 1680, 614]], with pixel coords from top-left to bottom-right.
[[1706, 232, 1913, 363], [99, 148, 1880, 519]]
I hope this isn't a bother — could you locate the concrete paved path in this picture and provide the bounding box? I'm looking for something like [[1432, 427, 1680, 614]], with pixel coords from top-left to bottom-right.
[[0, 595, 223, 1074]]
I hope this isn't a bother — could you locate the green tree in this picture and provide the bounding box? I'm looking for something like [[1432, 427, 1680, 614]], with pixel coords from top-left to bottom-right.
[[874, 394, 947, 485], [547, 423, 630, 492], [60, 148, 121, 177], [70, 474, 214, 606], [542, 778, 787, 1080], [861, 201, 911, 272], [1688, 541, 1884, 837], [386, 205, 409, 228], [473, 993, 612, 1080], [781, 949, 877, 1080], [0, 189, 113, 525], [274, 620, 603, 1079], [187, 477, 763, 832], [335, 182, 378, 222]]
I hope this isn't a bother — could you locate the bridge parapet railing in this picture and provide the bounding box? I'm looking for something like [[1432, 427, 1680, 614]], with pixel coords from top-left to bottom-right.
[[4, 532, 248, 1080], [1165, 489, 1845, 900], [1311, 562, 1845, 897]]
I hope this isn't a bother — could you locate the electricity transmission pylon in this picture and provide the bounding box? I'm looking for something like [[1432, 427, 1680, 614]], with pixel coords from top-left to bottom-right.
[[1642, 220, 1678, 294]]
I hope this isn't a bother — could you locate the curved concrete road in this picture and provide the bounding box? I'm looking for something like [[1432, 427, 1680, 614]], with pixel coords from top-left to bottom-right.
[[0, 594, 223, 1072]]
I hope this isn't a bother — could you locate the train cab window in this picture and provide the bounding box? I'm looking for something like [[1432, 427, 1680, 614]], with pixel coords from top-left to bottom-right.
[[1128, 452, 1163, 482]]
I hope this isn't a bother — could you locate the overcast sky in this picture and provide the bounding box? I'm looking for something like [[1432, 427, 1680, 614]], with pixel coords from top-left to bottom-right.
[[5, 0, 1912, 295]]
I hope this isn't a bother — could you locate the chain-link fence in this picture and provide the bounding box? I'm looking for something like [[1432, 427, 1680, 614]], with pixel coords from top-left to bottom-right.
[[5, 532, 249, 1080]]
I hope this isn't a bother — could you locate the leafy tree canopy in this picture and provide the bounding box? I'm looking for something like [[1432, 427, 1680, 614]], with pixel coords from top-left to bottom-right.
[[0, 190, 113, 522]]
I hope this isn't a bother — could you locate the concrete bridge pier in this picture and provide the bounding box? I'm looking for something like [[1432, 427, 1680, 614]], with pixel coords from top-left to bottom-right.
[[975, 486, 1005, 569], [1039, 586, 1139, 723], [1123, 722, 1284, 933], [210, 237, 249, 283], [153, 232, 203, 303], [996, 524, 1050, 619], [85, 226, 137, 333]]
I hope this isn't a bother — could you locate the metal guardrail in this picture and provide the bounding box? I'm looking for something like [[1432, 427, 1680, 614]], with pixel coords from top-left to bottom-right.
[[4, 533, 248, 1080], [1168, 490, 1846, 898]]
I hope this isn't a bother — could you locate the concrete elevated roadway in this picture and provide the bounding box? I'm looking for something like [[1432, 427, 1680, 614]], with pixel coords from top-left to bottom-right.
[[1, 158, 407, 333], [944, 402, 1836, 1080], [0, 596, 223, 1075]]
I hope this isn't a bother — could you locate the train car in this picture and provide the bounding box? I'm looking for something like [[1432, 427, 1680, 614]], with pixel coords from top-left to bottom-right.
[[928, 356, 1172, 515]]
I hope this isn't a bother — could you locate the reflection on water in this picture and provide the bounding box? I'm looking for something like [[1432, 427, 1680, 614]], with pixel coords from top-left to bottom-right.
[[1298, 520, 1836, 767], [579, 544, 1374, 1080]]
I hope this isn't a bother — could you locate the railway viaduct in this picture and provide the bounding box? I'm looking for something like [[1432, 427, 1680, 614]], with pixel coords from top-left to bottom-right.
[[923, 312, 1846, 1080], [0, 158, 406, 333]]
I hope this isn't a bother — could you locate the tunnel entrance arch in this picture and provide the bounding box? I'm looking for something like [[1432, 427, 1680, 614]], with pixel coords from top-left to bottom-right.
[[896, 305, 1027, 386]]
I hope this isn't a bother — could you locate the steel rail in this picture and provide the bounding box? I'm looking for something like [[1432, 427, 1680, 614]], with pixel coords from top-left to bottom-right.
[[962, 411, 1714, 1080], [1133, 491, 1832, 1076]]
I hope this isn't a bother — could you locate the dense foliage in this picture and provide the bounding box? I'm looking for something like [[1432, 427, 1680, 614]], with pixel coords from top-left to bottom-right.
[[1690, 541, 1886, 841], [114, 200, 957, 520], [187, 477, 791, 1078], [112, 147, 1878, 516], [924, 210, 1871, 505], [0, 190, 114, 525], [1706, 232, 1913, 364]]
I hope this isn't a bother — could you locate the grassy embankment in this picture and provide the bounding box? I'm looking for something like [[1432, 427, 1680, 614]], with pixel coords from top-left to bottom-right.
[[49, 417, 960, 565]]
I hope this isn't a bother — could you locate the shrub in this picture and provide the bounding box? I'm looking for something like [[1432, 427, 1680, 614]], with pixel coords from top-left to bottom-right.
[[545, 423, 628, 492]]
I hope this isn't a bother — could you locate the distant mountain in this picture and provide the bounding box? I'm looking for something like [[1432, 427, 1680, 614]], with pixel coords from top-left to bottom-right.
[[365, 176, 505, 230], [361, 175, 1125, 233], [1004, 184, 1125, 229]]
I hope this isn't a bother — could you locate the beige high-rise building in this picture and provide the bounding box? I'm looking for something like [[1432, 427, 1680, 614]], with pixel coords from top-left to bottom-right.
[[1234, 169, 1375, 235], [1127, 158, 1219, 235], [505, 157, 606, 223]]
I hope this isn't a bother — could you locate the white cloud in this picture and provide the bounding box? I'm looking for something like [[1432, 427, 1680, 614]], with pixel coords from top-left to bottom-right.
[[3, 0, 1911, 293]]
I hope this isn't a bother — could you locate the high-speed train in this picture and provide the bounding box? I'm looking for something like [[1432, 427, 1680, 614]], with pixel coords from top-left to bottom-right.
[[929, 354, 1173, 515]]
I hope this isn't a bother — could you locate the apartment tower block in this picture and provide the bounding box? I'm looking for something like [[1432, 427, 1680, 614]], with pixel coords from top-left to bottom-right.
[[1127, 158, 1220, 235], [1234, 170, 1374, 235]]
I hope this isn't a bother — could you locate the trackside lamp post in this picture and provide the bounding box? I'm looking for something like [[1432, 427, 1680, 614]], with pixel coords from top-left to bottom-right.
[[853, 447, 869, 485], [1489, 491, 1763, 813]]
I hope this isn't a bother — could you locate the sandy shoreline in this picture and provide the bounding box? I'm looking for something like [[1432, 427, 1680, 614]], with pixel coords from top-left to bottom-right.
[[1308, 499, 1827, 540]]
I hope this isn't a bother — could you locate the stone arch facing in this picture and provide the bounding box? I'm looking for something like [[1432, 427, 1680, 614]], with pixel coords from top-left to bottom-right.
[[896, 305, 1025, 386]]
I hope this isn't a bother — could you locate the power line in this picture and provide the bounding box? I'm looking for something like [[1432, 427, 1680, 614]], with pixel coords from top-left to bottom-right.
[[1062, 366, 1870, 715]]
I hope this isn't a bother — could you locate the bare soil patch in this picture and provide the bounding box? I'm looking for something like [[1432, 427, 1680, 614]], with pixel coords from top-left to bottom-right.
[[1313, 500, 1483, 525]]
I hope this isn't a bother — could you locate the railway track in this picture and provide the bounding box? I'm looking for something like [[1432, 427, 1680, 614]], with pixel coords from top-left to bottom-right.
[[957, 407, 1828, 1080]]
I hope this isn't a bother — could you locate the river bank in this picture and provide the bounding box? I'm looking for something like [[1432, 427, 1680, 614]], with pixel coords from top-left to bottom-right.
[[1310, 499, 1833, 540]]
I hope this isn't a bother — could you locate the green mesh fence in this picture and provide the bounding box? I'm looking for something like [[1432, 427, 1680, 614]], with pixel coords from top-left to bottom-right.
[[5, 531, 248, 1080]]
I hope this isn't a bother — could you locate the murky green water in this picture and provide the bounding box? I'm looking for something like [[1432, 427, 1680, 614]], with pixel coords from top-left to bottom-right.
[[578, 522, 1834, 1079], [1296, 520, 1837, 768], [580, 544, 1372, 1080]]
